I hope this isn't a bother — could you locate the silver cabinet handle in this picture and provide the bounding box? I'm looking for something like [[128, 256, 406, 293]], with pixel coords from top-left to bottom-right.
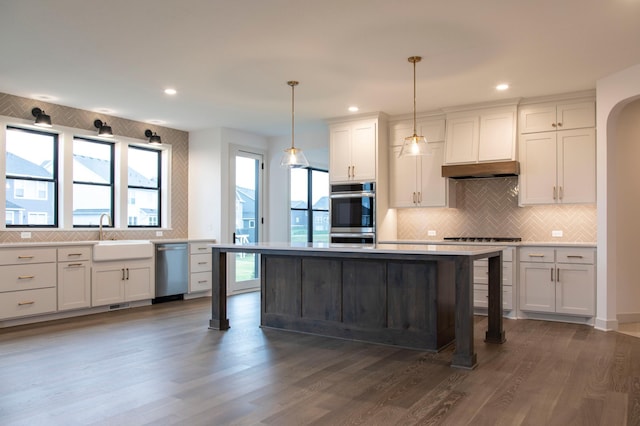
[[198, 280, 208, 284], [198, 261, 207, 265]]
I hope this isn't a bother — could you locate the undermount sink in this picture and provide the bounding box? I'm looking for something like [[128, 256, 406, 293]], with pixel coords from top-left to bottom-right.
[[93, 240, 154, 261]]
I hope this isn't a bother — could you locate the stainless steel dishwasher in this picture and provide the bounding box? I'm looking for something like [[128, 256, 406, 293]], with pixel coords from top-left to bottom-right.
[[154, 243, 188, 302]]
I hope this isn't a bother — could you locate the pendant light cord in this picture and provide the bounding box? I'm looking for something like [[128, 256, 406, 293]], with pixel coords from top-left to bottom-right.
[[288, 80, 298, 150]]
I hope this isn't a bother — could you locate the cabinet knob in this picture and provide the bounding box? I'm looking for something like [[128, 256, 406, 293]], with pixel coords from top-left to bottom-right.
[[557, 122, 562, 127], [552, 123, 557, 128]]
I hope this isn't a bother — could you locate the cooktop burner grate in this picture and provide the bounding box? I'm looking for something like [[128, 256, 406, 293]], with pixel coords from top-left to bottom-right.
[[443, 237, 521, 242]]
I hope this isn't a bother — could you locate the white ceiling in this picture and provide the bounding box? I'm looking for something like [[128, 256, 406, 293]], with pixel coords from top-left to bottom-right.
[[1, 0, 639, 136]]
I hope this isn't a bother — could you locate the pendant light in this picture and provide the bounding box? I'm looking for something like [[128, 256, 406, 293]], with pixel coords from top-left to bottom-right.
[[399, 56, 431, 157], [280, 80, 309, 168]]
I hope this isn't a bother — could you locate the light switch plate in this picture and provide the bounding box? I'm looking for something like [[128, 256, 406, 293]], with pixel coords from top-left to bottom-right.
[[427, 230, 437, 236], [156, 231, 163, 237], [552, 230, 563, 237], [21, 232, 31, 239]]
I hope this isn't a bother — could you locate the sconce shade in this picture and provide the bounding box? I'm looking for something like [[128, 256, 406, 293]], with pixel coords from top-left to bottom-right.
[[280, 80, 309, 168], [94, 119, 113, 137], [399, 56, 432, 157], [31, 107, 52, 127], [145, 129, 162, 145]]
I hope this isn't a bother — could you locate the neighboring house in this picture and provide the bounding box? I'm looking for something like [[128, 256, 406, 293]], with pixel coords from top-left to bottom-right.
[[5, 152, 54, 225], [235, 186, 256, 243]]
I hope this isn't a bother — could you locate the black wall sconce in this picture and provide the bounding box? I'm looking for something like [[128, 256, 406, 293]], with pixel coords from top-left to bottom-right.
[[31, 107, 52, 127], [94, 119, 113, 137], [145, 129, 162, 145]]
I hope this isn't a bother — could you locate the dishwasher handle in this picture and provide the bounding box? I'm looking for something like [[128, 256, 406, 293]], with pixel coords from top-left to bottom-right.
[[157, 245, 187, 251]]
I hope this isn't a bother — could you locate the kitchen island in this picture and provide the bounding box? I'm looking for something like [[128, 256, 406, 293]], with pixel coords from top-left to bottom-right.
[[209, 242, 504, 369]]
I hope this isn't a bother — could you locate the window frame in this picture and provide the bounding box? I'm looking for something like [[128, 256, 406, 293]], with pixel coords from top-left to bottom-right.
[[5, 126, 59, 228], [72, 136, 115, 228], [127, 144, 162, 228], [289, 167, 329, 243]]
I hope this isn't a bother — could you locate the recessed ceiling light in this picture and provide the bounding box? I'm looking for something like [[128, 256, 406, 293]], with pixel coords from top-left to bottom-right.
[[496, 83, 509, 91], [348, 106, 359, 112], [164, 88, 177, 95]]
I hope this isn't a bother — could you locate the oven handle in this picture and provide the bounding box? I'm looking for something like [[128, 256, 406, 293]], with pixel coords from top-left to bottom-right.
[[330, 233, 376, 238], [330, 192, 375, 199]]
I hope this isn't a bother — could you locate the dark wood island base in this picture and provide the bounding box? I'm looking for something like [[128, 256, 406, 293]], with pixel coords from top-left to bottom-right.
[[209, 243, 505, 369]]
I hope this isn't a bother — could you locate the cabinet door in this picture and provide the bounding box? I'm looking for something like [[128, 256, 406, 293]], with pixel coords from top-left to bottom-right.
[[58, 261, 91, 311], [329, 124, 352, 183], [519, 105, 557, 133], [389, 145, 418, 208], [418, 118, 446, 142], [556, 264, 595, 316], [445, 116, 479, 164], [519, 132, 558, 205], [92, 265, 125, 306], [418, 141, 446, 207], [519, 262, 555, 313], [557, 128, 596, 204], [556, 101, 595, 130], [478, 111, 515, 162], [124, 262, 153, 301], [350, 121, 376, 181]]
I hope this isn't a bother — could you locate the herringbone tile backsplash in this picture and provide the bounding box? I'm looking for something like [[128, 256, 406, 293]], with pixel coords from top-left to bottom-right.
[[0, 92, 189, 243], [397, 177, 596, 242]]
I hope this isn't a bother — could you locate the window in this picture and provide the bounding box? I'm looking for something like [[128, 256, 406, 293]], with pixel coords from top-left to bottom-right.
[[5, 127, 58, 227], [289, 168, 329, 243], [127, 145, 161, 227], [72, 137, 114, 227]]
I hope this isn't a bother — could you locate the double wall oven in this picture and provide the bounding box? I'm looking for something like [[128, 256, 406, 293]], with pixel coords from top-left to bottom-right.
[[329, 182, 375, 244]]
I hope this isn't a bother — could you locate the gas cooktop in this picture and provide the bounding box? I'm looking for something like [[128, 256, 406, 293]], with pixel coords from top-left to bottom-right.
[[443, 237, 521, 243]]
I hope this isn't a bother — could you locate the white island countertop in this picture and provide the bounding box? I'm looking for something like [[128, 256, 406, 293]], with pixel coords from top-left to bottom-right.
[[209, 241, 503, 257]]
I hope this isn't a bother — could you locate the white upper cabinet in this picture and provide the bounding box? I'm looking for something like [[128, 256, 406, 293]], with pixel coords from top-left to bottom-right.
[[444, 106, 517, 165], [518, 97, 596, 206], [329, 118, 377, 183], [389, 118, 452, 208], [519, 101, 595, 133]]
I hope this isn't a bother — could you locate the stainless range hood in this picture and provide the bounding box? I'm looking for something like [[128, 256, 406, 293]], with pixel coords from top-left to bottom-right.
[[441, 161, 520, 179]]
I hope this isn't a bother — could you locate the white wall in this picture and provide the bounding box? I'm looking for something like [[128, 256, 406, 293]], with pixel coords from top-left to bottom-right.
[[188, 127, 269, 243], [596, 63, 640, 330], [613, 99, 640, 320]]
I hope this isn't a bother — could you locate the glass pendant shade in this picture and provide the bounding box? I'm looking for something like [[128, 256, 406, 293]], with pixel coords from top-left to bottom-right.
[[280, 80, 309, 168], [280, 146, 309, 168], [399, 133, 430, 156]]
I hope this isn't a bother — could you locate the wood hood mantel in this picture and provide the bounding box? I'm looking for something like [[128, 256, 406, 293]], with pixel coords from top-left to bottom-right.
[[441, 161, 520, 179]]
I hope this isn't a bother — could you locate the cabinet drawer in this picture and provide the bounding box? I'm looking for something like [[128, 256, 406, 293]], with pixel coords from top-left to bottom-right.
[[190, 243, 212, 255], [473, 285, 513, 310], [190, 253, 212, 273], [519, 247, 555, 263], [0, 287, 57, 320], [58, 246, 92, 262], [0, 263, 57, 292], [556, 248, 594, 264], [0, 247, 57, 265], [473, 261, 513, 286], [190, 271, 212, 292]]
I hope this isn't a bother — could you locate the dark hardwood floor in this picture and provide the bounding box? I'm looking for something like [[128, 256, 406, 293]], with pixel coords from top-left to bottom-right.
[[1, 292, 639, 425]]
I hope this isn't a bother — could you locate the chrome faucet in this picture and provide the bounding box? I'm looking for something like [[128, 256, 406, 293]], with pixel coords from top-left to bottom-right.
[[99, 213, 112, 241]]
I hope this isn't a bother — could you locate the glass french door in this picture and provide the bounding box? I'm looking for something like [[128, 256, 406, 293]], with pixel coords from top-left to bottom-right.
[[229, 148, 263, 294]]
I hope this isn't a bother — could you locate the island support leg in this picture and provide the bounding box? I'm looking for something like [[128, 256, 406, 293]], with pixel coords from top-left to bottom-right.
[[485, 252, 505, 343], [451, 257, 477, 369], [209, 248, 230, 330]]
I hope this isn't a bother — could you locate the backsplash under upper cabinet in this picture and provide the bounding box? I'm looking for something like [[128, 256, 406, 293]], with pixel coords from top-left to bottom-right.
[[397, 177, 596, 242]]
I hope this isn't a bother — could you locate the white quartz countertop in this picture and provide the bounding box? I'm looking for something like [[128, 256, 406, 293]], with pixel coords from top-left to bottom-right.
[[382, 240, 596, 248], [209, 241, 504, 257], [0, 238, 215, 248]]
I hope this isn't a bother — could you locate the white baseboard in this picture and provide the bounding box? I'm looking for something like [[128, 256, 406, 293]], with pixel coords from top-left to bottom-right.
[[617, 312, 640, 324], [595, 317, 619, 331]]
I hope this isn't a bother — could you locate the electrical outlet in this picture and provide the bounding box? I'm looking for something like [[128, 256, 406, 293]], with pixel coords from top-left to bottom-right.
[[427, 230, 437, 237], [156, 231, 163, 237], [20, 232, 31, 239], [552, 230, 563, 238]]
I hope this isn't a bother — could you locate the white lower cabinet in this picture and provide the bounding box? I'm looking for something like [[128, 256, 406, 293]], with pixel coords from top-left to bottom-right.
[[57, 246, 91, 311], [92, 259, 154, 307], [189, 242, 213, 293], [473, 247, 515, 313], [519, 247, 595, 316], [0, 247, 57, 320]]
